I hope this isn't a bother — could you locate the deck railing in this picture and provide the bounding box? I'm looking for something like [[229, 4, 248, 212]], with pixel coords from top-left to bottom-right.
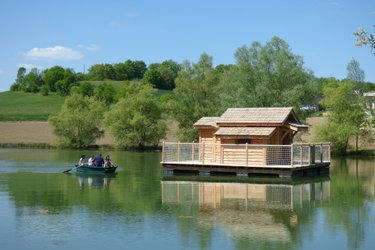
[[161, 142, 330, 168]]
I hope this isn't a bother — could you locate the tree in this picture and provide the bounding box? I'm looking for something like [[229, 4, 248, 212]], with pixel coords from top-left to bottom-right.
[[143, 63, 163, 88], [94, 83, 116, 104], [172, 53, 222, 141], [346, 59, 365, 83], [218, 36, 314, 112], [55, 68, 77, 96], [77, 81, 95, 97], [10, 67, 26, 91], [354, 26, 375, 55], [22, 68, 43, 93], [42, 66, 65, 92], [315, 80, 369, 154], [113, 60, 147, 80], [104, 82, 166, 149], [49, 94, 105, 148]]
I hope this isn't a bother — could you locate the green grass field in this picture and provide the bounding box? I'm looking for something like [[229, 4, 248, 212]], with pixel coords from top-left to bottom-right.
[[0, 91, 65, 121], [0, 87, 172, 121]]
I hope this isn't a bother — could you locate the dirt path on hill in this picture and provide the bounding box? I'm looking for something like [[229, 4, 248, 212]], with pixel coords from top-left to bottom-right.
[[0, 120, 179, 146], [0, 121, 114, 145]]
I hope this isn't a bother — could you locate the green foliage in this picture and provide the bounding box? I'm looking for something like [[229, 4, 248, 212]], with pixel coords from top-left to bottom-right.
[[42, 66, 65, 92], [22, 68, 43, 93], [88, 60, 147, 81], [218, 36, 314, 111], [354, 26, 375, 55], [49, 94, 105, 148], [104, 82, 166, 149], [94, 83, 116, 104], [172, 53, 222, 141], [10, 67, 26, 91], [316, 80, 369, 154], [40, 85, 49, 96], [346, 59, 365, 82], [143, 60, 181, 90], [77, 81, 95, 97], [0, 91, 65, 121]]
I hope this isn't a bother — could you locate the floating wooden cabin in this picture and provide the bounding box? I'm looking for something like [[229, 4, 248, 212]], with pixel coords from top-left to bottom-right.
[[161, 107, 330, 177]]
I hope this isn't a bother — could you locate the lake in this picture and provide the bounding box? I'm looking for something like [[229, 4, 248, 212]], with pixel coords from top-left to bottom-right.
[[0, 148, 374, 250]]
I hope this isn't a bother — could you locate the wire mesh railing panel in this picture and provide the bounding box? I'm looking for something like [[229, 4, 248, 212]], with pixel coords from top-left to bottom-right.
[[266, 146, 291, 165], [322, 144, 330, 162], [314, 145, 320, 163]]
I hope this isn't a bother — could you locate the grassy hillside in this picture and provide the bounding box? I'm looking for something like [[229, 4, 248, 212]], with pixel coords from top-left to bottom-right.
[[0, 91, 65, 121]]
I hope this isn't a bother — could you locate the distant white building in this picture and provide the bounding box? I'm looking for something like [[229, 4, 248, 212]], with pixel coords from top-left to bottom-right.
[[364, 92, 375, 109]]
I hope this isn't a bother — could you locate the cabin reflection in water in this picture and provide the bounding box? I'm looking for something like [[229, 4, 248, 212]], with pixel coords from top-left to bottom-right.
[[161, 178, 330, 241]]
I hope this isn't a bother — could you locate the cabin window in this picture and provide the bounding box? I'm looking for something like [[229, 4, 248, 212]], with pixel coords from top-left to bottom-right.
[[237, 139, 251, 144]]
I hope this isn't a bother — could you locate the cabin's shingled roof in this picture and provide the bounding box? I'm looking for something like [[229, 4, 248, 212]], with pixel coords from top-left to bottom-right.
[[215, 127, 276, 136], [193, 117, 220, 127], [218, 107, 295, 124]]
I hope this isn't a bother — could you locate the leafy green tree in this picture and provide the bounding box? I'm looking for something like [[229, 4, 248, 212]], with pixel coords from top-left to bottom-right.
[[87, 64, 116, 80], [42, 66, 65, 92], [354, 26, 375, 54], [78, 81, 95, 97], [10, 67, 26, 91], [40, 85, 49, 96], [346, 59, 365, 83], [172, 53, 222, 141], [49, 94, 105, 148], [316, 80, 368, 154], [22, 68, 43, 93], [55, 69, 77, 96], [218, 36, 314, 111], [104, 82, 166, 149], [94, 83, 116, 104], [158, 60, 180, 89], [132, 60, 147, 79], [143, 63, 163, 88]]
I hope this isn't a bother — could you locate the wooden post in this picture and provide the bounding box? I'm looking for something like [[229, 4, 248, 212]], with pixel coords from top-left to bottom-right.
[[320, 143, 323, 163], [192, 142, 195, 161], [220, 145, 223, 164], [291, 144, 294, 167], [300, 145, 303, 166], [308, 145, 311, 164], [246, 143, 249, 167], [202, 142, 205, 165], [328, 143, 331, 162], [177, 142, 180, 161], [162, 140, 165, 162]]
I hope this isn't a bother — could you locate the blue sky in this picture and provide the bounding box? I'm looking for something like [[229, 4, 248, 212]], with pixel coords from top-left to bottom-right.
[[0, 0, 374, 92]]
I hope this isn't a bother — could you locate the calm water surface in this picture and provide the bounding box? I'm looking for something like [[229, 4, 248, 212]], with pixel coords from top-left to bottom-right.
[[0, 148, 374, 250]]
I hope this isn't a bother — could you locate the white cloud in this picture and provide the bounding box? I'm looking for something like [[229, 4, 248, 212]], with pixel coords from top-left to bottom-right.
[[17, 64, 41, 70], [25, 46, 83, 60], [78, 44, 100, 51]]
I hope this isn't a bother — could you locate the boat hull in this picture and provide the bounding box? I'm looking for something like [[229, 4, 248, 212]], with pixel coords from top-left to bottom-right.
[[75, 165, 117, 174]]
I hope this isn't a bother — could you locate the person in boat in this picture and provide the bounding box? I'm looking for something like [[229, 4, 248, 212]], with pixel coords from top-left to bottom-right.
[[78, 155, 85, 166], [104, 155, 112, 168], [94, 153, 104, 167], [88, 155, 94, 166]]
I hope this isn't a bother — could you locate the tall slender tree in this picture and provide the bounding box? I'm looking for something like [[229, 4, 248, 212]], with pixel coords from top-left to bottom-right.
[[346, 59, 365, 83]]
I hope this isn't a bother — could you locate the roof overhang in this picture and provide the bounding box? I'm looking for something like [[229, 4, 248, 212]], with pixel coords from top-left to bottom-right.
[[287, 123, 308, 132], [214, 127, 276, 138]]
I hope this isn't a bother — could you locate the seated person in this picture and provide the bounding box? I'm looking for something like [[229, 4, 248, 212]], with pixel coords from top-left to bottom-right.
[[94, 154, 104, 167], [104, 155, 112, 168], [88, 155, 95, 166], [78, 155, 85, 166]]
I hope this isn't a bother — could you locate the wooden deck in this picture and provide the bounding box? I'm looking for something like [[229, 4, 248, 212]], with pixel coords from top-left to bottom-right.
[[161, 142, 330, 178]]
